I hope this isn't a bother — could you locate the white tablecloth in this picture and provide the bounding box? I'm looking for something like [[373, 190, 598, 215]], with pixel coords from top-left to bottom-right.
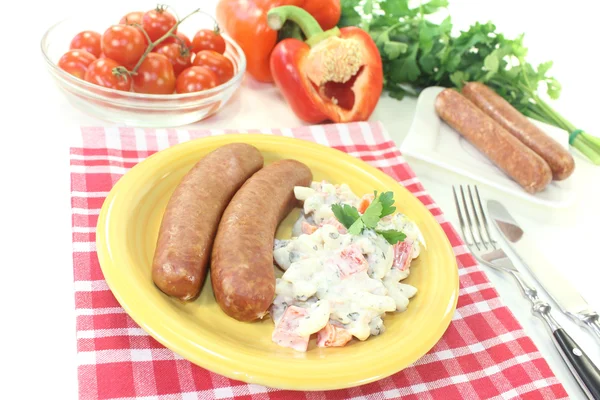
[[3, 0, 598, 398]]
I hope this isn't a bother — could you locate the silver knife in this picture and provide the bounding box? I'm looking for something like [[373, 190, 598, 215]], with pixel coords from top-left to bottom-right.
[[486, 200, 600, 343]]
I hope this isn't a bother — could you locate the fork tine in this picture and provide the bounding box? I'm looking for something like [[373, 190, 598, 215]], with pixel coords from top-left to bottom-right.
[[452, 186, 472, 246], [467, 185, 488, 249], [474, 185, 497, 249], [459, 185, 480, 250], [452, 185, 516, 274]]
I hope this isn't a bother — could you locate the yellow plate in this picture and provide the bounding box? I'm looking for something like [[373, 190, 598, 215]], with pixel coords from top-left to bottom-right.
[[96, 134, 459, 391]]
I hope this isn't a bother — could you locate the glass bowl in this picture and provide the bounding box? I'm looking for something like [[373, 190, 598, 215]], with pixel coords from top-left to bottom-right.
[[40, 15, 246, 127]]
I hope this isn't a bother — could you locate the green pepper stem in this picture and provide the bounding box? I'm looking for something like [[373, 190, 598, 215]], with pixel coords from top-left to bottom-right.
[[277, 21, 304, 42], [267, 6, 340, 46]]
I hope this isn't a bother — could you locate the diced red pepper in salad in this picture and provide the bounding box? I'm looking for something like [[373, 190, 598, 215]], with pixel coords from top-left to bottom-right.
[[271, 306, 310, 352], [392, 240, 414, 271], [317, 322, 353, 347], [301, 220, 319, 235], [335, 246, 368, 279]]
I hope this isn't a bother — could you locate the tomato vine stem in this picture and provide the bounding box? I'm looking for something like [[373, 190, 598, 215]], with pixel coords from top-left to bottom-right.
[[132, 23, 152, 46], [132, 8, 201, 72], [111, 7, 204, 77], [166, 33, 190, 53]]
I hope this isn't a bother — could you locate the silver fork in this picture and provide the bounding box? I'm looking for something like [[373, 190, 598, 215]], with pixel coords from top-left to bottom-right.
[[453, 184, 600, 400]]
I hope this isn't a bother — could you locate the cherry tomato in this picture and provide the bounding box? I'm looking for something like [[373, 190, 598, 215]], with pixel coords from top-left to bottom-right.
[[163, 31, 192, 50], [101, 25, 146, 69], [119, 11, 144, 25], [58, 50, 97, 79], [192, 29, 226, 54], [132, 53, 175, 94], [119, 11, 148, 44], [70, 31, 102, 58], [84, 58, 132, 91], [176, 66, 218, 94], [155, 43, 192, 76], [192, 50, 234, 84], [142, 8, 177, 42]]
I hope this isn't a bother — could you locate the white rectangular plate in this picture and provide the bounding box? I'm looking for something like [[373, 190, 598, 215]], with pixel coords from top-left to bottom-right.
[[400, 86, 576, 208]]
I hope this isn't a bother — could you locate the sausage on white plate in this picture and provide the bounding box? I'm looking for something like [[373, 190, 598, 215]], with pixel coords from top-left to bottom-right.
[[435, 88, 552, 194], [462, 82, 574, 180]]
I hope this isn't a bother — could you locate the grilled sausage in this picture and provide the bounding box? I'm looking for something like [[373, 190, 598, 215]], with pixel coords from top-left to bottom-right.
[[435, 88, 552, 194], [462, 82, 574, 180], [152, 143, 264, 301], [211, 159, 313, 322]]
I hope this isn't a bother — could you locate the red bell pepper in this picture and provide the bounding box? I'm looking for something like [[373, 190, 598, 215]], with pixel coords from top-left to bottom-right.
[[215, 0, 341, 83], [267, 6, 383, 123]]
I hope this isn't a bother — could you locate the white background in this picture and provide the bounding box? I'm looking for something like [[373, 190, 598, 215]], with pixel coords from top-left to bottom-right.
[[2, 0, 599, 399]]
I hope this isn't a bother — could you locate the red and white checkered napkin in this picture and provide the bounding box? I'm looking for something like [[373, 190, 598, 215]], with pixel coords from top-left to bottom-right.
[[70, 122, 568, 400]]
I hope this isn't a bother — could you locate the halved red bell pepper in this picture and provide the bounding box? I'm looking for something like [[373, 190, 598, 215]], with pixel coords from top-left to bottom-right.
[[215, 0, 341, 83], [267, 6, 383, 123]]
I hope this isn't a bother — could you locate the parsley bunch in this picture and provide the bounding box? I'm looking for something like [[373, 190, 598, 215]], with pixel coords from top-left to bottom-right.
[[339, 0, 600, 164], [332, 191, 406, 245]]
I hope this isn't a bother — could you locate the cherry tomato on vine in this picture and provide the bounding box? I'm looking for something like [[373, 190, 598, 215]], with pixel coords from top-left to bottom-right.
[[192, 50, 234, 84], [142, 7, 177, 42], [191, 29, 226, 54], [132, 53, 176, 94], [84, 58, 132, 91], [58, 50, 97, 79], [163, 31, 192, 50], [176, 66, 218, 94], [155, 43, 192, 76], [119, 11, 144, 25], [70, 31, 102, 58], [119, 11, 148, 44], [101, 25, 147, 69]]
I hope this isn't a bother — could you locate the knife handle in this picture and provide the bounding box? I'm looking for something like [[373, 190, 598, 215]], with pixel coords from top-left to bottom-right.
[[553, 328, 600, 399], [534, 303, 600, 399]]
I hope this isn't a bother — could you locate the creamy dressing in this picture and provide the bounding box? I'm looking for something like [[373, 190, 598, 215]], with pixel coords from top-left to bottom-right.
[[270, 181, 426, 351]]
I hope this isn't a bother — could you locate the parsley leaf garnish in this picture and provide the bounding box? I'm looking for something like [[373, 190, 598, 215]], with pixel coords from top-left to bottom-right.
[[361, 199, 382, 228], [332, 203, 360, 229], [375, 229, 406, 245], [348, 218, 365, 235], [331, 191, 405, 245], [378, 191, 396, 217]]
